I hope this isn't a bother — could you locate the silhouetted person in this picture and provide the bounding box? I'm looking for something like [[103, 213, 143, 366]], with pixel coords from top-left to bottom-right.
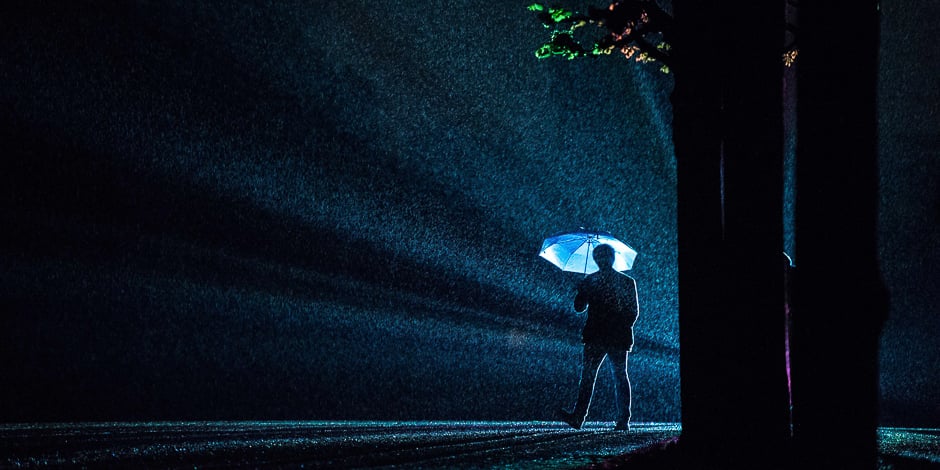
[[559, 244, 639, 431]]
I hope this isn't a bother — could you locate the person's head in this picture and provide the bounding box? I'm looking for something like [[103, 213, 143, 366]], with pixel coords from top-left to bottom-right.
[[593, 244, 616, 269]]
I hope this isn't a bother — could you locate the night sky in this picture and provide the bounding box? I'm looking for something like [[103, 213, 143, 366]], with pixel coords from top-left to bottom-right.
[[1, 1, 936, 427]]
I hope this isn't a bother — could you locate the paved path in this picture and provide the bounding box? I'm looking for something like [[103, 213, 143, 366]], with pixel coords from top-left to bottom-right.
[[0, 421, 677, 469], [1, 422, 938, 469]]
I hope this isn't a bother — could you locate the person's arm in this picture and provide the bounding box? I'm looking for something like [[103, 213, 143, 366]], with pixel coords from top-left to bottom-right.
[[574, 280, 589, 313]]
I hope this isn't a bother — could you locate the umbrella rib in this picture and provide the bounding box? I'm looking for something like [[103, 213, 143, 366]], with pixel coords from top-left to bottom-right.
[[560, 241, 578, 271], [562, 240, 586, 272], [583, 241, 590, 274]]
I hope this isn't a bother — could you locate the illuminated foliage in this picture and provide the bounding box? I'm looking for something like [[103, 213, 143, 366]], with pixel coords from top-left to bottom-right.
[[783, 48, 799, 67], [528, 0, 674, 73], [529, 1, 799, 72], [535, 31, 588, 60]]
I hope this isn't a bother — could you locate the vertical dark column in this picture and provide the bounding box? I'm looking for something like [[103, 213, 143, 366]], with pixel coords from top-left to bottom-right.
[[719, 0, 792, 456], [670, 0, 724, 460], [791, 0, 888, 468], [672, 0, 791, 465]]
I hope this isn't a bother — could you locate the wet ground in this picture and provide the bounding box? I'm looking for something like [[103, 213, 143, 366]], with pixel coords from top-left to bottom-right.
[[1, 422, 937, 469]]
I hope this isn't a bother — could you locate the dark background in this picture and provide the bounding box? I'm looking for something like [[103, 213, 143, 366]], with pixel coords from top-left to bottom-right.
[[1, 0, 936, 426]]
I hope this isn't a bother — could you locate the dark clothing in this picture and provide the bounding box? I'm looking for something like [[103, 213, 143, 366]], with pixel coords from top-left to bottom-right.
[[574, 268, 639, 350], [572, 344, 632, 425], [566, 267, 639, 426]]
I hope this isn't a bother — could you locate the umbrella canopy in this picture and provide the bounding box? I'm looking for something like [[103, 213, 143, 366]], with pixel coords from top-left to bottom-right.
[[539, 229, 638, 274]]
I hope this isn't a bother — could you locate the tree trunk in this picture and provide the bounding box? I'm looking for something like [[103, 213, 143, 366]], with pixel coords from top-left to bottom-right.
[[790, 1, 888, 468], [718, 0, 791, 454], [670, 0, 724, 459], [671, 0, 791, 466]]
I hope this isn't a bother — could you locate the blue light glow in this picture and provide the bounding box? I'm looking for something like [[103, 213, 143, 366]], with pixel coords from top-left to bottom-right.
[[2, 0, 933, 431]]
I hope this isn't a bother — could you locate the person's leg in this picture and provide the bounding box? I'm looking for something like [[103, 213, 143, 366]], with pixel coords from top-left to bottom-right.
[[607, 349, 631, 429], [570, 344, 606, 424]]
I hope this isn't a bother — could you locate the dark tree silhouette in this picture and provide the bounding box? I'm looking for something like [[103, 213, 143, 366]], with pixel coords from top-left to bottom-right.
[[671, 0, 791, 466], [789, 1, 888, 468]]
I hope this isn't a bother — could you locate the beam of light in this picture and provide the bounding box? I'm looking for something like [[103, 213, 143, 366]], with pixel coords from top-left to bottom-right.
[[1, 0, 681, 425]]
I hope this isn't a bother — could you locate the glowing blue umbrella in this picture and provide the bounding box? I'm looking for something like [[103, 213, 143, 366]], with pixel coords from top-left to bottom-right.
[[539, 229, 638, 274]]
